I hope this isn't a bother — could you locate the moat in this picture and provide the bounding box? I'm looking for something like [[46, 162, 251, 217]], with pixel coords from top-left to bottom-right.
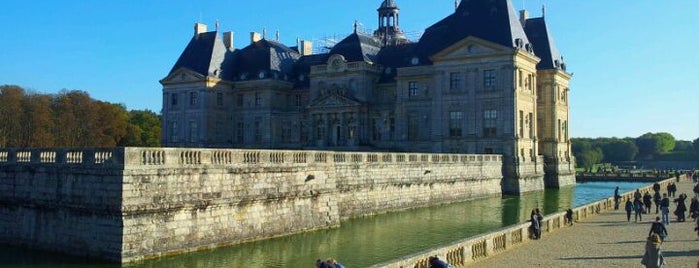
[[0, 181, 646, 268]]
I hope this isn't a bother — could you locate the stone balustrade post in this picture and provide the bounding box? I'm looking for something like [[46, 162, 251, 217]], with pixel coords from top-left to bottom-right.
[[83, 149, 95, 165], [30, 149, 41, 163], [7, 148, 16, 163]]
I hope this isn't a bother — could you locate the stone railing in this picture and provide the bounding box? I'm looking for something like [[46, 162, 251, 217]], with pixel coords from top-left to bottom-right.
[[122, 148, 501, 168], [368, 177, 677, 268], [0, 148, 123, 166], [0, 148, 501, 169]]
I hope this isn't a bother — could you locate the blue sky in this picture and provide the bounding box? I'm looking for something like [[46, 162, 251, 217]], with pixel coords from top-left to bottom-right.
[[1, 1, 697, 141]]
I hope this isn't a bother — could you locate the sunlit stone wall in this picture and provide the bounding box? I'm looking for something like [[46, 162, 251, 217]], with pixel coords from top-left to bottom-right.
[[0, 148, 502, 263]]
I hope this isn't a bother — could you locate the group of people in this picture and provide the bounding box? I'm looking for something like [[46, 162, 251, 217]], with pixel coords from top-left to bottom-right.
[[621, 182, 681, 225], [637, 177, 699, 268]]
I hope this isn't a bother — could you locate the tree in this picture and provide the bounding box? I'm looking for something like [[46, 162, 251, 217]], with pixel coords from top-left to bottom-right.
[[22, 94, 54, 148], [0, 85, 26, 147], [602, 139, 638, 162], [636, 132, 676, 159], [119, 110, 161, 147], [694, 138, 699, 155], [577, 147, 604, 170]]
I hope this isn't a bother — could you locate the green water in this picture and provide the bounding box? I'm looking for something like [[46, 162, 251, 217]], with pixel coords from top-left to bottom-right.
[[0, 181, 647, 268]]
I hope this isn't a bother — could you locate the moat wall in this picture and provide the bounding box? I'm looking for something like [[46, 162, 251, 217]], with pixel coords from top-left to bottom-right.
[[0, 148, 502, 263]]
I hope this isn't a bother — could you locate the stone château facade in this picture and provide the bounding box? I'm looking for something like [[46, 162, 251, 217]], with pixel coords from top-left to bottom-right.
[[160, 0, 575, 193]]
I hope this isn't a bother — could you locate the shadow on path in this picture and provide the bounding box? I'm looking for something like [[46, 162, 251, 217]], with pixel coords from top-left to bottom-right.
[[664, 249, 699, 257], [599, 240, 645, 245], [559, 255, 643, 260]]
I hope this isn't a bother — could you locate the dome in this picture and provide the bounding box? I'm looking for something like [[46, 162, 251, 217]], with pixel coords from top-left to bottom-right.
[[379, 0, 398, 9]]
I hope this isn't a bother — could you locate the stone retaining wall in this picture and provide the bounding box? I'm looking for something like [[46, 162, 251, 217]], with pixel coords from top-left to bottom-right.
[[0, 148, 502, 263], [369, 177, 678, 268]]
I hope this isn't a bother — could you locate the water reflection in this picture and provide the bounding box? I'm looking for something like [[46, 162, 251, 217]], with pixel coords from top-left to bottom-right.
[[0, 181, 648, 268]]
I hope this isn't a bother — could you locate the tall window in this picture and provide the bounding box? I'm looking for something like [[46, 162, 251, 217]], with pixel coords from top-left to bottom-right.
[[254, 118, 262, 142], [295, 94, 302, 107], [528, 112, 534, 138], [189, 92, 198, 106], [282, 121, 291, 142], [449, 72, 461, 91], [449, 111, 463, 137], [170, 121, 178, 142], [518, 110, 524, 138], [171, 93, 178, 106], [237, 94, 244, 107], [483, 109, 497, 137], [188, 121, 198, 142], [483, 70, 496, 88], [255, 93, 262, 106], [216, 92, 223, 106], [236, 122, 244, 143], [316, 125, 325, 141], [408, 115, 420, 141], [408, 81, 419, 97], [518, 70, 523, 88]]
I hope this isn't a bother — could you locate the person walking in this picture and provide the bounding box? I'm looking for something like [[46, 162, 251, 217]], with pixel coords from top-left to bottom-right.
[[660, 193, 671, 225], [625, 198, 634, 222], [690, 197, 699, 220], [653, 191, 662, 214], [648, 217, 668, 242], [634, 198, 644, 222], [614, 186, 621, 210], [643, 191, 652, 214], [694, 182, 699, 199], [641, 233, 665, 268], [673, 193, 687, 222], [530, 209, 540, 239]]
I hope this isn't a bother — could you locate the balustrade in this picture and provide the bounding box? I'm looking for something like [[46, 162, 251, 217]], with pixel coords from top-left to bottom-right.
[[471, 240, 487, 260], [446, 247, 465, 266], [94, 151, 113, 164], [40, 151, 56, 163], [492, 234, 506, 253]]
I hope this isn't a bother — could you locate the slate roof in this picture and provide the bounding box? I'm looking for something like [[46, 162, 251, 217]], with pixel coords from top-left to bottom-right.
[[525, 17, 566, 71], [416, 0, 532, 59], [376, 43, 419, 83], [232, 39, 300, 81], [329, 32, 383, 63], [166, 0, 565, 87], [169, 32, 229, 77]]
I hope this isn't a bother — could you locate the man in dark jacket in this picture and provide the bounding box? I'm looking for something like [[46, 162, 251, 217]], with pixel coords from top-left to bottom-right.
[[649, 217, 668, 242]]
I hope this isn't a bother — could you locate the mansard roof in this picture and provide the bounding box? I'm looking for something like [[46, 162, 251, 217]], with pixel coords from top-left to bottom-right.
[[417, 0, 531, 59], [232, 39, 301, 81], [168, 31, 229, 78], [329, 32, 382, 63], [525, 17, 566, 71]]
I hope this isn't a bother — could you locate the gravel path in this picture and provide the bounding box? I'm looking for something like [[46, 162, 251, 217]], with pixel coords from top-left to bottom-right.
[[470, 179, 699, 267]]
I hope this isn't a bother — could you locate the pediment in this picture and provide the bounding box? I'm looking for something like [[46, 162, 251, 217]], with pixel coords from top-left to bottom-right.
[[308, 93, 361, 109], [430, 36, 510, 62], [160, 68, 207, 85]]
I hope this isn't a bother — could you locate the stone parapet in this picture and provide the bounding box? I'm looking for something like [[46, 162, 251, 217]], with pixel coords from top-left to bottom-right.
[[0, 147, 503, 263], [369, 177, 677, 268]]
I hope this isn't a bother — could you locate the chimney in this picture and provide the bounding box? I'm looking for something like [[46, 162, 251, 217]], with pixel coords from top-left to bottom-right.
[[250, 32, 262, 44], [224, 31, 234, 50], [194, 23, 207, 37], [300, 40, 313, 56], [519, 10, 529, 27]]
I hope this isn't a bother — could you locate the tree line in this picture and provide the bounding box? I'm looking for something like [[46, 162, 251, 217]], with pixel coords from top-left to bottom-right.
[[572, 133, 699, 169], [0, 85, 160, 148]]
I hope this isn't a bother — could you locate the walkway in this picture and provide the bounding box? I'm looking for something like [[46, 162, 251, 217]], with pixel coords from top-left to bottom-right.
[[470, 179, 699, 267]]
